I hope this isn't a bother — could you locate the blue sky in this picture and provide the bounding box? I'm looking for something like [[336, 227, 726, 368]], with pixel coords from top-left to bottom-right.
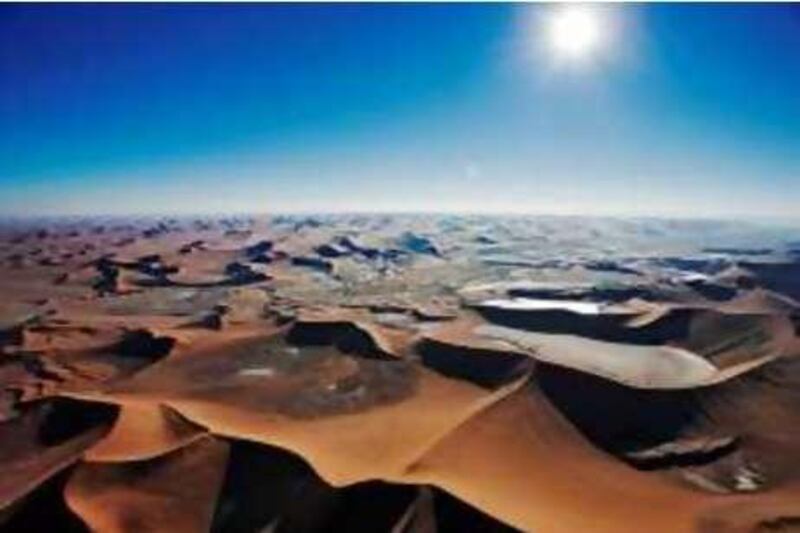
[[1, 3, 799, 217]]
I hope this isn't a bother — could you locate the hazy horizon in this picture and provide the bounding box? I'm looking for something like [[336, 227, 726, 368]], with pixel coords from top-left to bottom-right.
[[2, 4, 799, 218]]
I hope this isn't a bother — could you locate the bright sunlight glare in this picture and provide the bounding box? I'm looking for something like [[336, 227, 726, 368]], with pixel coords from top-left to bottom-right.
[[547, 6, 604, 60]]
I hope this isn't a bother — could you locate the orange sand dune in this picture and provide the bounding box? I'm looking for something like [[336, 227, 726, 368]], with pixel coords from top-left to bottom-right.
[[85, 403, 207, 463], [403, 383, 800, 532], [0, 402, 113, 510], [66, 437, 228, 533], [3, 215, 800, 531]]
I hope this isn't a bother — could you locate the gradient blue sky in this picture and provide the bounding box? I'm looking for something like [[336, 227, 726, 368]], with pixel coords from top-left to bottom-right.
[[1, 3, 799, 217]]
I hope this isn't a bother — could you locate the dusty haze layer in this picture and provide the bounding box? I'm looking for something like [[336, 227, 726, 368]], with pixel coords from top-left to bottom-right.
[[1, 213, 800, 532]]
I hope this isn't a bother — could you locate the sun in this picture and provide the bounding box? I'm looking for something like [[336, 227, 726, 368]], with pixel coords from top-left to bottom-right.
[[547, 6, 604, 60]]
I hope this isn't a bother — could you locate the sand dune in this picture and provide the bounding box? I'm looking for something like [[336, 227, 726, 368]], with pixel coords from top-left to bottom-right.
[[1, 214, 799, 531]]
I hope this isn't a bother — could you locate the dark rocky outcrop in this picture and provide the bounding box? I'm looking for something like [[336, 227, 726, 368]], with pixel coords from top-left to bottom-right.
[[291, 256, 333, 274]]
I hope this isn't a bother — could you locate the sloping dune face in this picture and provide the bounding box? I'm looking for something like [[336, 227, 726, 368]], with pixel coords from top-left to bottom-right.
[[1, 214, 800, 532]]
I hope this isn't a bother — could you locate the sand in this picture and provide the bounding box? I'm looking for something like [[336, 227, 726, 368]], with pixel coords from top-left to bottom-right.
[[1, 214, 799, 531]]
